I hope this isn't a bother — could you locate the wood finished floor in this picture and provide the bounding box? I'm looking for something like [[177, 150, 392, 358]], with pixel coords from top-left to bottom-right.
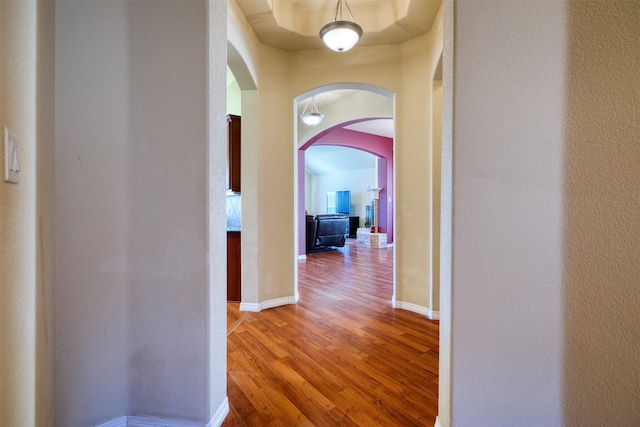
[[223, 241, 439, 426]]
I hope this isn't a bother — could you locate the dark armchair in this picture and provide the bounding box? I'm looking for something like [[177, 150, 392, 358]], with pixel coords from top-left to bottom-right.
[[306, 214, 349, 253]]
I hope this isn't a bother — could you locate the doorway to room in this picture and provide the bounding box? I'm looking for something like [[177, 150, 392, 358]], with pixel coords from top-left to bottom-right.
[[293, 84, 396, 303]]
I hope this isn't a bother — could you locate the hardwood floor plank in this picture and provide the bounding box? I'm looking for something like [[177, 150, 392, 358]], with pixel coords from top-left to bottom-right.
[[224, 244, 439, 425]]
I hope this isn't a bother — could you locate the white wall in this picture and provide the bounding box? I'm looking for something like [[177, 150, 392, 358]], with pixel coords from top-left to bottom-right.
[[227, 76, 241, 116], [449, 1, 566, 424], [56, 4, 130, 423], [443, 1, 639, 426], [305, 171, 312, 214], [307, 168, 375, 224], [55, 1, 227, 425]]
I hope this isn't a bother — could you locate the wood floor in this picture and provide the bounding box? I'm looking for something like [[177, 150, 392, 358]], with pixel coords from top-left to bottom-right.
[[223, 242, 439, 426]]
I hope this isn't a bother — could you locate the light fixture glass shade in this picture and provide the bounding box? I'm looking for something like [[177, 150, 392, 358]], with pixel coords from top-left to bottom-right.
[[300, 97, 324, 126], [319, 20, 363, 52], [300, 112, 324, 126], [319, 0, 363, 52]]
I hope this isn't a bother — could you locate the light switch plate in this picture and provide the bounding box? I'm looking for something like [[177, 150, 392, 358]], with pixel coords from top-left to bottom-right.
[[4, 128, 20, 184]]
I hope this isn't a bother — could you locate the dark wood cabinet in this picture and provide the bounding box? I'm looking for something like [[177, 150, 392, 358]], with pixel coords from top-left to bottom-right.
[[227, 114, 241, 193], [227, 231, 241, 302]]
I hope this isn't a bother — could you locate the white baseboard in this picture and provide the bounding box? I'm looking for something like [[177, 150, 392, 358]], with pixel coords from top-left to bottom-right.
[[261, 295, 297, 310], [298, 254, 307, 260], [128, 416, 204, 427], [238, 302, 261, 312], [393, 300, 439, 320], [98, 416, 201, 427], [97, 398, 229, 427], [208, 397, 230, 427], [98, 417, 127, 427], [435, 415, 443, 427], [239, 295, 297, 312]]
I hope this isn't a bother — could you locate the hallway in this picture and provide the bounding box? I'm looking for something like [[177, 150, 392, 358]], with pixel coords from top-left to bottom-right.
[[224, 243, 439, 426]]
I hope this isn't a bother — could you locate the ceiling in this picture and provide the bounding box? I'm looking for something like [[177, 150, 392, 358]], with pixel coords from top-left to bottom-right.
[[305, 145, 378, 175], [235, 0, 442, 51], [233, 0, 440, 174]]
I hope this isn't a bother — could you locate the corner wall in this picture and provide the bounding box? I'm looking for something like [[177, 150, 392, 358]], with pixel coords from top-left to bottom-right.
[[55, 1, 227, 425], [55, 4, 131, 422]]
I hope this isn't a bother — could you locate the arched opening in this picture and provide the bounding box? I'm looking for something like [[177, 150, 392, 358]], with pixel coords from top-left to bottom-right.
[[293, 84, 395, 304], [225, 41, 258, 307]]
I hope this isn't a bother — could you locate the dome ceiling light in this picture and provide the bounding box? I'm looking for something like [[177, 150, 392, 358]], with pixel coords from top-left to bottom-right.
[[300, 97, 324, 126], [319, 0, 363, 52]]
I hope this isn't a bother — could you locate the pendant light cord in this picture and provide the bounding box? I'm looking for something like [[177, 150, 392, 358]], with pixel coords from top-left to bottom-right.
[[332, 0, 356, 23]]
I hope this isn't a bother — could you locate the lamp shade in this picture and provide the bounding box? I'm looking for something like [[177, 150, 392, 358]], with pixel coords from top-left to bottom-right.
[[300, 112, 324, 126], [319, 20, 363, 52], [300, 97, 324, 126]]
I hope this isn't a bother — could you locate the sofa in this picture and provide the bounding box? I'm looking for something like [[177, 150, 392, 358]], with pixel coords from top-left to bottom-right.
[[306, 214, 349, 253]]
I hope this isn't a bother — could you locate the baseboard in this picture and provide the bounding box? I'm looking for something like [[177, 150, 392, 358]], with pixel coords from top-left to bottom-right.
[[128, 416, 204, 427], [97, 398, 229, 427], [238, 302, 261, 312], [261, 295, 297, 310], [435, 415, 443, 427], [298, 254, 307, 261], [208, 397, 230, 427], [98, 417, 127, 427], [98, 416, 201, 427], [393, 300, 439, 319], [239, 296, 297, 312]]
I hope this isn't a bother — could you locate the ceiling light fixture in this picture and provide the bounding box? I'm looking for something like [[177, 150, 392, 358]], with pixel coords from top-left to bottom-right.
[[300, 97, 324, 126], [319, 0, 363, 52]]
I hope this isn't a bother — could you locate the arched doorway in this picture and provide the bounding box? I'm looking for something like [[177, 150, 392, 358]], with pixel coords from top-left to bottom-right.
[[293, 84, 395, 303]]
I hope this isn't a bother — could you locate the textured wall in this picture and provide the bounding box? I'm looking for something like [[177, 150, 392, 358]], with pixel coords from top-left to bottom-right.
[[431, 80, 442, 314], [208, 0, 229, 417], [450, 1, 566, 425], [562, 1, 640, 424], [35, 1, 56, 425], [0, 2, 55, 425], [0, 2, 38, 425], [56, 4, 131, 423], [55, 1, 226, 425], [446, 1, 639, 426]]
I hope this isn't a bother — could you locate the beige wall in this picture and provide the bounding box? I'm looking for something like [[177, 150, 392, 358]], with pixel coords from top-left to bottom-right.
[[0, 1, 55, 425], [1, 3, 37, 425], [431, 79, 442, 313], [562, 1, 640, 423], [35, 2, 56, 425], [228, 1, 444, 314], [442, 0, 639, 425]]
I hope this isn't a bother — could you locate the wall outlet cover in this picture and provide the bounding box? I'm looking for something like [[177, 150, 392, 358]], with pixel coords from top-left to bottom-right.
[[4, 128, 20, 184]]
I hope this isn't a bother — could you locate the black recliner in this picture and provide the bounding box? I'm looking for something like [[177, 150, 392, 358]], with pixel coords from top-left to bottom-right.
[[306, 214, 349, 253]]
